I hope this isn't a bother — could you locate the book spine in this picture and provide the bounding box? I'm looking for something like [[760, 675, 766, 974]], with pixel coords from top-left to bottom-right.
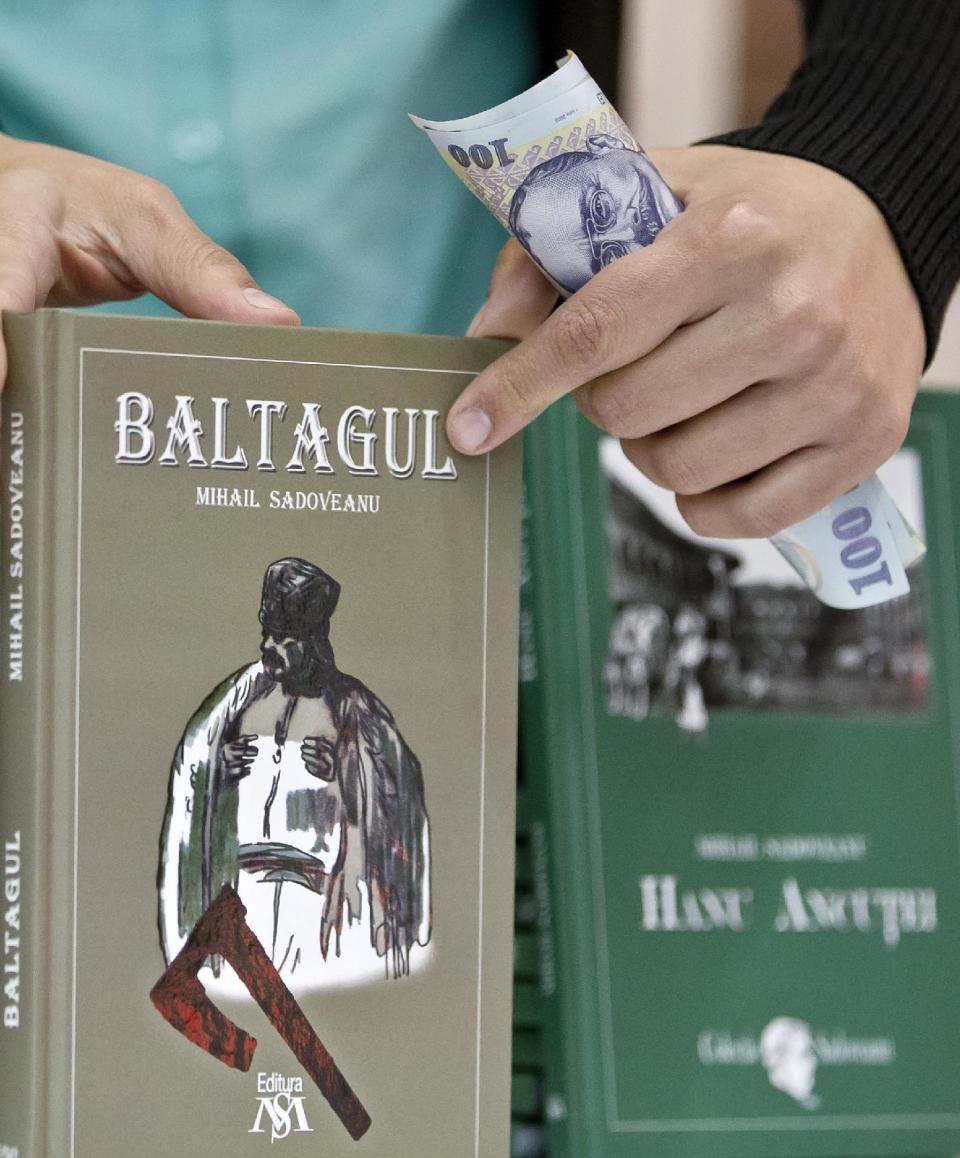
[[0, 314, 54, 1156], [516, 414, 572, 1158], [511, 472, 548, 1158]]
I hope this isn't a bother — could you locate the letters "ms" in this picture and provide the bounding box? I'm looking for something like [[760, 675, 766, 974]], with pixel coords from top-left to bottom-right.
[[249, 1093, 314, 1142]]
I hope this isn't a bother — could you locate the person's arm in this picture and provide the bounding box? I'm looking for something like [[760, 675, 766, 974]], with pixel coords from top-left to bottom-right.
[[454, 3, 960, 539], [705, 0, 960, 363], [0, 134, 299, 391]]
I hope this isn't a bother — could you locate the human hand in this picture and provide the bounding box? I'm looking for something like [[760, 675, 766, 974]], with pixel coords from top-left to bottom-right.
[[0, 133, 299, 391], [222, 735, 258, 782], [301, 736, 336, 781], [452, 145, 925, 538]]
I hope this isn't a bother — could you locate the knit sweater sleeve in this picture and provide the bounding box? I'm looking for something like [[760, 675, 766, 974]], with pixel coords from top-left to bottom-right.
[[703, 0, 960, 361]]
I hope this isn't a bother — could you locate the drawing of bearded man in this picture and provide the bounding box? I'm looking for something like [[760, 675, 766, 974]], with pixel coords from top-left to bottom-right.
[[158, 557, 431, 993]]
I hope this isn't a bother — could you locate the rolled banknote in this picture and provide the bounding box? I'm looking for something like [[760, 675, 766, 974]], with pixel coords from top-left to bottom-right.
[[411, 53, 926, 610]]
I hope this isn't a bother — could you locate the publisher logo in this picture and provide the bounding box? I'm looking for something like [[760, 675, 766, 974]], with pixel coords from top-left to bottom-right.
[[249, 1072, 314, 1142], [760, 1017, 820, 1109], [698, 1018, 895, 1110]]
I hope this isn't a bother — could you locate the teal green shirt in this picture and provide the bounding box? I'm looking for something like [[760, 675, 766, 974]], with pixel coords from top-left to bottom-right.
[[0, 0, 536, 334]]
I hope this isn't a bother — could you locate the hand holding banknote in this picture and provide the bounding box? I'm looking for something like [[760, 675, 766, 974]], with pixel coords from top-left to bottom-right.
[[413, 53, 926, 609], [459, 144, 925, 543]]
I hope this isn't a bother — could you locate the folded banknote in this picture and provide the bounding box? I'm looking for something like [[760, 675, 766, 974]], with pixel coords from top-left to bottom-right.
[[411, 53, 925, 610]]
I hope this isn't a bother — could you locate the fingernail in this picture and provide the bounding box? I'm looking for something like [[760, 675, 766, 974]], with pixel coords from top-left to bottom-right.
[[466, 302, 488, 338], [242, 286, 292, 312], [448, 408, 492, 453]]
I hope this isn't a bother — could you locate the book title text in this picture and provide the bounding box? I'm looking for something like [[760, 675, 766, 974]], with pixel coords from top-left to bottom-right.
[[4, 830, 20, 1030], [115, 393, 460, 480]]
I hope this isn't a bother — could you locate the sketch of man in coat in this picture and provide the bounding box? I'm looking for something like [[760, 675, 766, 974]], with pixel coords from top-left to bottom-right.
[[158, 557, 431, 993]]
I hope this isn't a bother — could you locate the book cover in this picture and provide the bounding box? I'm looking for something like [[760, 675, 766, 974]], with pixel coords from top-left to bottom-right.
[[0, 310, 521, 1157], [520, 391, 960, 1158]]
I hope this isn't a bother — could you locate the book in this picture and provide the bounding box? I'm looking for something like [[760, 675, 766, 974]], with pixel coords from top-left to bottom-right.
[[518, 391, 960, 1158], [0, 310, 522, 1157]]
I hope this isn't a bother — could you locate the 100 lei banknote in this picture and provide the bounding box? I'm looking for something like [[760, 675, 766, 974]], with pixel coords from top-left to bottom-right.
[[411, 53, 925, 610]]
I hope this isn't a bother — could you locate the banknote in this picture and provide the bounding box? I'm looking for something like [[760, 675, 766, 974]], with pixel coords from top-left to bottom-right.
[[411, 53, 925, 609]]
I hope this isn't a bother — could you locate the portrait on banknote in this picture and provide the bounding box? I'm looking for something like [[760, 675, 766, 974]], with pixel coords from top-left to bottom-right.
[[507, 135, 681, 293]]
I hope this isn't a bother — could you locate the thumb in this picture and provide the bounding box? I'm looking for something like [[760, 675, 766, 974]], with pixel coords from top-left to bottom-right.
[[467, 238, 557, 340], [0, 266, 45, 393], [118, 181, 300, 326]]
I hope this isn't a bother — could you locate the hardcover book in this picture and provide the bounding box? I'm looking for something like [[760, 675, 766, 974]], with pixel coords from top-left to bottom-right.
[[0, 310, 522, 1157], [519, 391, 960, 1158]]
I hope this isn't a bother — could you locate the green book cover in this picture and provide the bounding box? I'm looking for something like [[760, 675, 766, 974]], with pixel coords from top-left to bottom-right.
[[0, 310, 522, 1157], [520, 391, 960, 1158]]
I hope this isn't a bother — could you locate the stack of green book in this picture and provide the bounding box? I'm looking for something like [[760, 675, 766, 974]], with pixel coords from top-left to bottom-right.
[[511, 392, 960, 1158]]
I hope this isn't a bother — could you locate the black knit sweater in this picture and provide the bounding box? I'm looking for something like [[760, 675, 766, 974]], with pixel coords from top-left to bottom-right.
[[705, 0, 960, 362]]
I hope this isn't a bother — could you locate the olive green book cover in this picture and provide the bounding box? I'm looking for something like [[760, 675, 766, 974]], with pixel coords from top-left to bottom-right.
[[520, 392, 960, 1158], [0, 310, 521, 1157]]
